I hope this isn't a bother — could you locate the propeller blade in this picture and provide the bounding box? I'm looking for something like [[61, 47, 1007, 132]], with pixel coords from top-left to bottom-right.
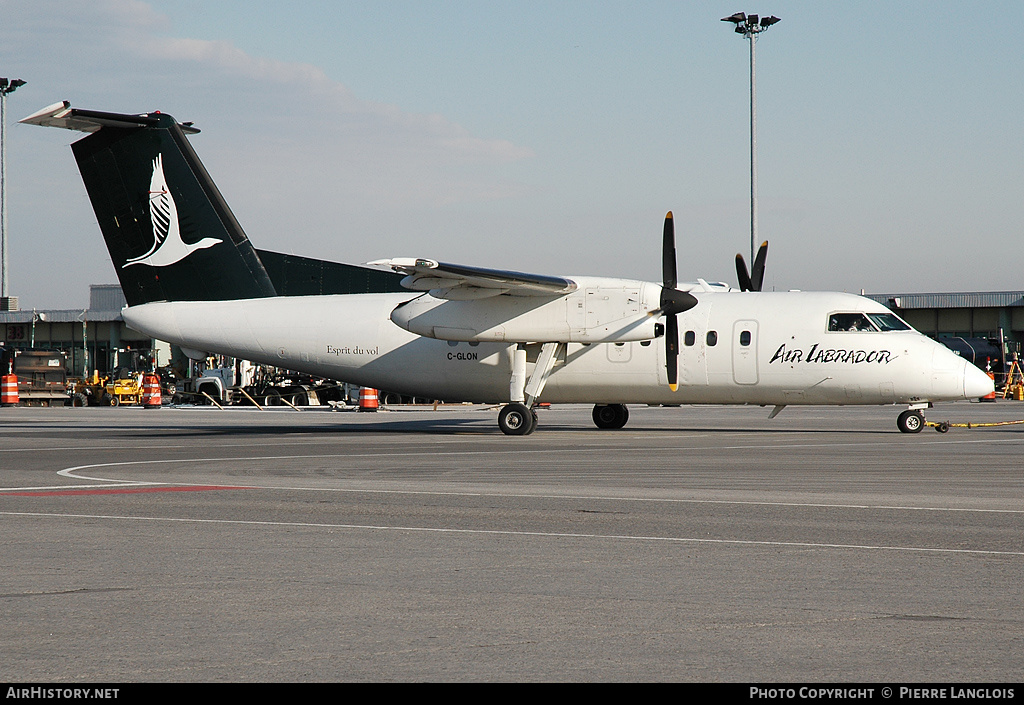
[[659, 211, 690, 391], [665, 313, 679, 392], [658, 210, 695, 391], [735, 253, 753, 292], [662, 212, 676, 290], [750, 241, 768, 292]]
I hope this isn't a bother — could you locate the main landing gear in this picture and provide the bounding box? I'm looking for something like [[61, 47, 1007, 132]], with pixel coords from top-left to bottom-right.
[[592, 404, 629, 429], [497, 402, 631, 434], [498, 403, 538, 436], [496, 341, 636, 435], [498, 342, 562, 436]]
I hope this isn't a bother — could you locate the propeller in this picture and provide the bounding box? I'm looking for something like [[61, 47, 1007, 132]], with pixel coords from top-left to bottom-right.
[[735, 240, 769, 292], [657, 212, 698, 391]]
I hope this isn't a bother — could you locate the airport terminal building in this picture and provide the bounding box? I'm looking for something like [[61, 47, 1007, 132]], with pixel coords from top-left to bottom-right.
[[0, 285, 167, 377], [865, 291, 1024, 345]]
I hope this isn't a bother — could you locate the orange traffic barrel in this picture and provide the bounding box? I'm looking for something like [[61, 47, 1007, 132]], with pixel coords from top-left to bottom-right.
[[358, 387, 379, 412], [982, 371, 996, 401], [142, 373, 162, 409], [1, 374, 18, 407]]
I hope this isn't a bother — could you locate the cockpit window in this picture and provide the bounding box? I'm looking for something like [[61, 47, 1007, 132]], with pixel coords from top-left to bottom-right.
[[828, 313, 875, 332], [865, 313, 911, 331], [828, 312, 912, 332]]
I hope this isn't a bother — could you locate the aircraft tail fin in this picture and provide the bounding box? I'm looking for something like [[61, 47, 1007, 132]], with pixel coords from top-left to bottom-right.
[[21, 102, 276, 306]]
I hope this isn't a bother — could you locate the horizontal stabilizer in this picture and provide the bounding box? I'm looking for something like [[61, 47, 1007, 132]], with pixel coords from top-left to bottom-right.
[[21, 101, 200, 134]]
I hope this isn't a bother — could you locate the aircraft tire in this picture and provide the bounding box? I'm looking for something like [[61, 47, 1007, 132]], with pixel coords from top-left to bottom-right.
[[592, 404, 629, 429], [499, 403, 535, 436], [897, 409, 925, 434]]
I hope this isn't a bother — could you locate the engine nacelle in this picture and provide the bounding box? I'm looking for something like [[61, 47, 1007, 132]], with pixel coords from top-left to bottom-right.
[[390, 279, 662, 343]]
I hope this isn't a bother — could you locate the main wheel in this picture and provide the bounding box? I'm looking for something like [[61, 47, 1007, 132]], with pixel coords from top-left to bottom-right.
[[897, 409, 925, 434], [499, 403, 536, 436], [592, 404, 629, 429]]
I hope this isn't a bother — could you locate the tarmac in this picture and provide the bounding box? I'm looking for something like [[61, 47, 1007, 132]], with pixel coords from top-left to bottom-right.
[[2, 401, 1023, 682]]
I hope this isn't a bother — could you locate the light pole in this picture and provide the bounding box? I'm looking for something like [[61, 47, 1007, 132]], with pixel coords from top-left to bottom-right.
[[721, 14, 779, 264], [1, 78, 27, 310], [30, 309, 45, 348]]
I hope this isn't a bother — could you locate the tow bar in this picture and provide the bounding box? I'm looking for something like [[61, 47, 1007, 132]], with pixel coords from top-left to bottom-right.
[[926, 418, 1024, 433]]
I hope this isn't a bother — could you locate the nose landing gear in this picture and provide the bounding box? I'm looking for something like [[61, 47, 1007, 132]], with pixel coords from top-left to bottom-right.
[[897, 408, 925, 434]]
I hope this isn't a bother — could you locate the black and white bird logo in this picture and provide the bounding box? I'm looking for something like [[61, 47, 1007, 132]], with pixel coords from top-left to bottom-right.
[[123, 154, 222, 268]]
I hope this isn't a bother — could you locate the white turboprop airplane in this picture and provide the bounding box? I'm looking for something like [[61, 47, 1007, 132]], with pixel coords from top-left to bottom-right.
[[21, 102, 994, 434]]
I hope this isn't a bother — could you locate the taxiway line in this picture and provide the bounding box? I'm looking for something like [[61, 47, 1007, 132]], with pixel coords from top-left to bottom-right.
[[3, 510, 1023, 557]]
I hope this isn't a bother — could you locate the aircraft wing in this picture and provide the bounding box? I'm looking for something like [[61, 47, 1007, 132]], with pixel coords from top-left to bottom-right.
[[368, 258, 577, 300]]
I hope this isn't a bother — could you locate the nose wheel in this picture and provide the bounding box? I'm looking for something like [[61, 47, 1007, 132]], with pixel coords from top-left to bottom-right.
[[897, 409, 925, 434]]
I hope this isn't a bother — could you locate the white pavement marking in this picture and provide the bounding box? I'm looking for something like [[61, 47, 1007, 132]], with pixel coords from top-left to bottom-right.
[[2, 510, 1022, 557], [13, 454, 1012, 515]]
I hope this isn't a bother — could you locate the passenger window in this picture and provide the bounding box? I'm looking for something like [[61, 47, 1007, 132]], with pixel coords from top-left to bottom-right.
[[740, 330, 751, 346], [684, 331, 695, 346], [707, 331, 718, 346]]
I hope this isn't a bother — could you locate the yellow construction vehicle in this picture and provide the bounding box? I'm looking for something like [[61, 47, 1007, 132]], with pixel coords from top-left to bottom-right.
[[104, 373, 144, 406], [67, 371, 145, 406]]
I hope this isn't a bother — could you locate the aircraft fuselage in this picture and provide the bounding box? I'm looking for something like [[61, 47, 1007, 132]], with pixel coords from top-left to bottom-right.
[[123, 288, 991, 407]]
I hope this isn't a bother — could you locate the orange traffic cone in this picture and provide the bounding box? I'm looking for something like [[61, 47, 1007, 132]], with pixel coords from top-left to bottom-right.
[[982, 371, 996, 402]]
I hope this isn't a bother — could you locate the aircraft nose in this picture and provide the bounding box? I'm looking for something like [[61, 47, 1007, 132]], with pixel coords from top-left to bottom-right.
[[963, 359, 995, 399]]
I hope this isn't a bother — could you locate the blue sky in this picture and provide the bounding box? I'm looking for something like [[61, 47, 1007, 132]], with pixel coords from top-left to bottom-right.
[[1, 0, 1021, 308]]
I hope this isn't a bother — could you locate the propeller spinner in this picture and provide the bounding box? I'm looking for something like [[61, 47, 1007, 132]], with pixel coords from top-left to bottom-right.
[[658, 212, 698, 391], [735, 241, 769, 292]]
